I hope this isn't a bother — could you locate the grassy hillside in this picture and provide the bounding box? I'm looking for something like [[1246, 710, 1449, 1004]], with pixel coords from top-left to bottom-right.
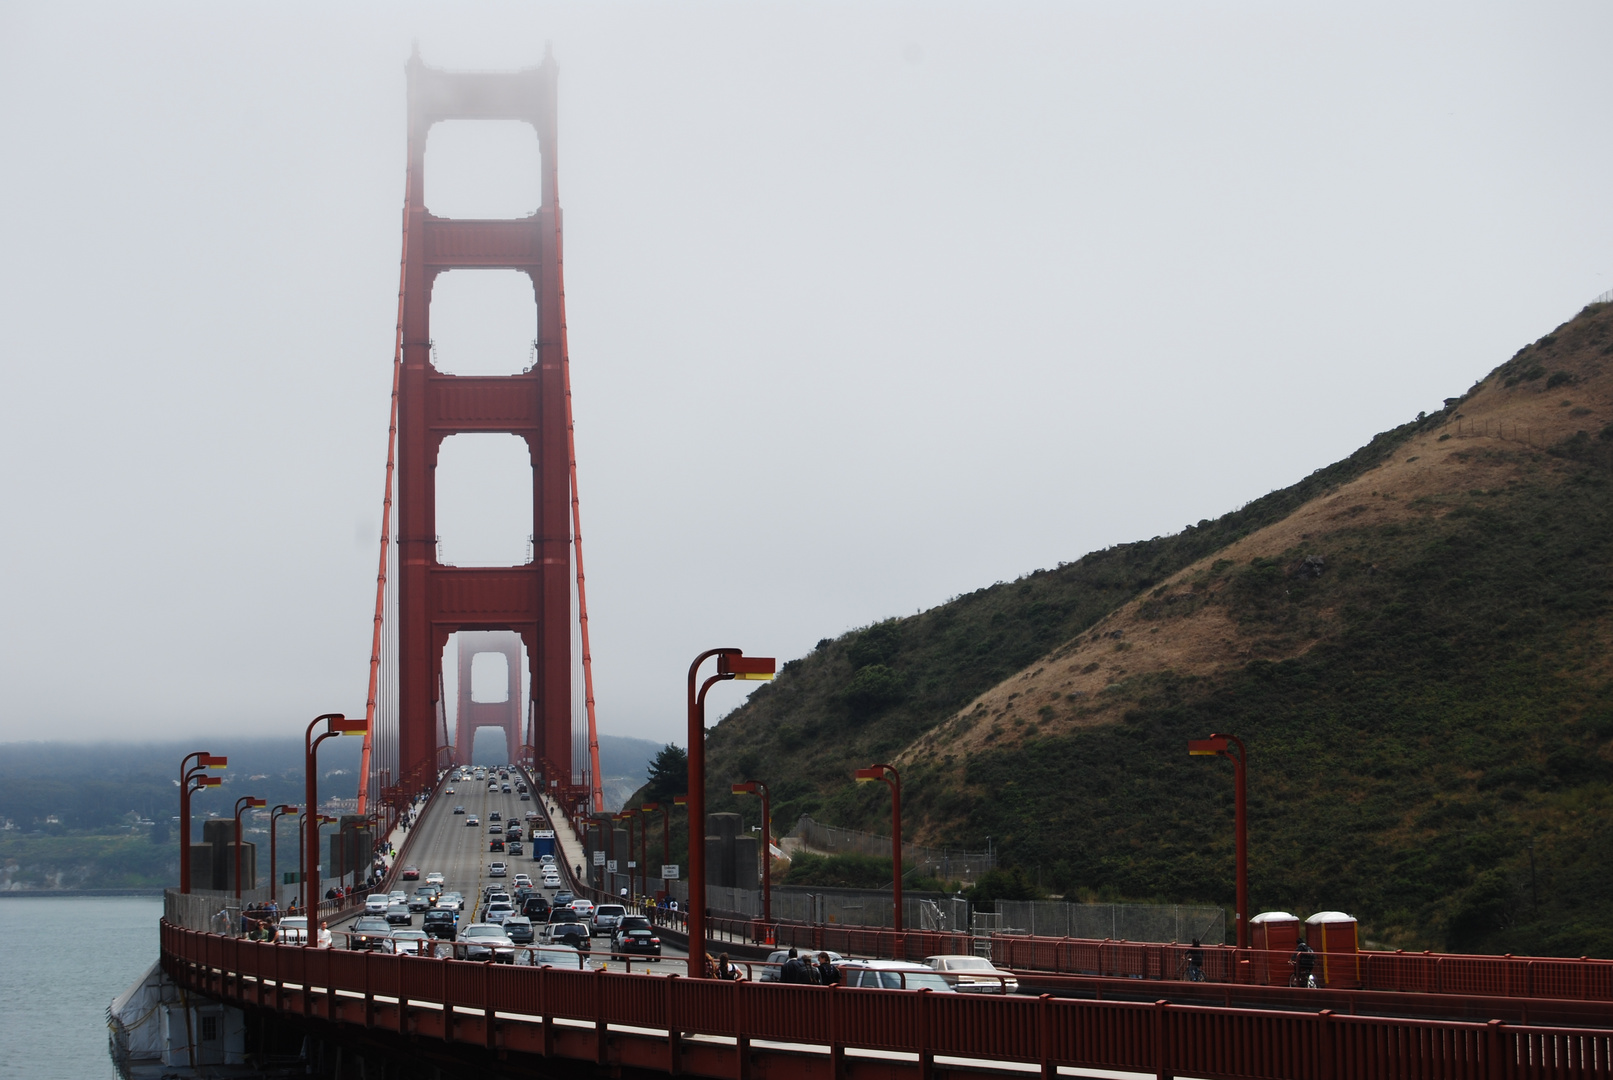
[[699, 302, 1613, 956]]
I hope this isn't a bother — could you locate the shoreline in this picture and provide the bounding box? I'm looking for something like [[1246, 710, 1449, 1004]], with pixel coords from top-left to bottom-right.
[[0, 888, 165, 898]]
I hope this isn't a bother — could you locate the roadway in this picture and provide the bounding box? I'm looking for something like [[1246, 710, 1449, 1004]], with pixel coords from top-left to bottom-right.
[[331, 767, 685, 969]]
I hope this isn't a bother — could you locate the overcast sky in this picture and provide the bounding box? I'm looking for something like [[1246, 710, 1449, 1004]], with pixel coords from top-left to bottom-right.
[[2, 2, 1610, 752]]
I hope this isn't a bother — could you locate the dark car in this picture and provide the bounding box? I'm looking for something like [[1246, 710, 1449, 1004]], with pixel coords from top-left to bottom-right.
[[617, 915, 652, 934], [519, 792, 531, 801], [350, 917, 392, 951], [553, 891, 575, 907], [489, 839, 505, 852], [504, 916, 536, 945], [489, 811, 501, 822], [522, 895, 551, 920], [453, 805, 466, 815], [408, 889, 436, 912], [386, 901, 413, 926], [423, 910, 457, 941], [612, 926, 661, 958], [507, 841, 523, 856]]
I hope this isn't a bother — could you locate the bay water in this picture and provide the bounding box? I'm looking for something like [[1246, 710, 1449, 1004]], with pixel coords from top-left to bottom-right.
[[0, 895, 163, 1080]]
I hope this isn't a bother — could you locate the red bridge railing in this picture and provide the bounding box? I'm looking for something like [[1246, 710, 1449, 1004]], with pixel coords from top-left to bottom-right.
[[161, 922, 1613, 1080], [700, 915, 1613, 1003]]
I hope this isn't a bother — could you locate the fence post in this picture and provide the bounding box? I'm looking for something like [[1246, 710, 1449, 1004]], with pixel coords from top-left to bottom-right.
[[1154, 1000, 1172, 1080], [485, 961, 496, 1050], [917, 988, 934, 1080], [1317, 1009, 1334, 1080], [1486, 1020, 1505, 1080], [829, 983, 845, 1080], [665, 973, 681, 1076], [1039, 994, 1055, 1080]]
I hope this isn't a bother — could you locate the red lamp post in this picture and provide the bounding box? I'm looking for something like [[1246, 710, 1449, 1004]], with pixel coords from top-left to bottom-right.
[[615, 812, 635, 899], [178, 752, 227, 893], [686, 649, 775, 977], [233, 796, 267, 899], [731, 780, 772, 925], [305, 713, 367, 941], [296, 812, 337, 913], [269, 805, 297, 908], [637, 805, 653, 902], [854, 764, 903, 932], [1189, 733, 1249, 948]]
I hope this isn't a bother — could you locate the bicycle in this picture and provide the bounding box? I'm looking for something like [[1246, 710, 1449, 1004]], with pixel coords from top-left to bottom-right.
[[1288, 960, 1318, 989]]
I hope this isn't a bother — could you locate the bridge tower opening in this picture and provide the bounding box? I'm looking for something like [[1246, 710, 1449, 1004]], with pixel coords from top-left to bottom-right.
[[395, 49, 573, 794], [452, 631, 525, 767]]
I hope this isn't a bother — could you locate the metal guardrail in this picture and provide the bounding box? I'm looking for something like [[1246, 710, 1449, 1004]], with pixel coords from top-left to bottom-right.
[[160, 921, 1613, 1080]]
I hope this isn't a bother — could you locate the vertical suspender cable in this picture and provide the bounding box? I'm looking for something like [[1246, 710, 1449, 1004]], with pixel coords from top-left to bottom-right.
[[549, 172, 605, 813], [357, 173, 412, 817]]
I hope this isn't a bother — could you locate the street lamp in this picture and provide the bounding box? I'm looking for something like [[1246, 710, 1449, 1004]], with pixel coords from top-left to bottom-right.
[[1189, 733, 1249, 949], [731, 780, 772, 925], [637, 804, 655, 901], [269, 805, 297, 908], [296, 811, 337, 913], [686, 648, 776, 977], [854, 764, 903, 932], [233, 796, 267, 899], [615, 812, 635, 899], [178, 752, 227, 893], [305, 712, 366, 940]]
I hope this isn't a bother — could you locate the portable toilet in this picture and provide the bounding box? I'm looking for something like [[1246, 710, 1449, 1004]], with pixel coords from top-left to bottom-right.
[[1249, 911, 1301, 985], [1305, 911, 1360, 988]]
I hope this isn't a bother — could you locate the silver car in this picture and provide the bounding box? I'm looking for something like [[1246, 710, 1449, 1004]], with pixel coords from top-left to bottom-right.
[[459, 922, 516, 963], [923, 954, 1019, 994]]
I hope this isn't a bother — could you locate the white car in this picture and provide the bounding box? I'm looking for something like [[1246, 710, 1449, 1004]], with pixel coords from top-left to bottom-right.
[[513, 874, 533, 887], [484, 901, 515, 924], [489, 861, 507, 876], [923, 954, 1019, 994], [436, 892, 464, 912], [426, 871, 445, 885], [836, 960, 955, 992], [570, 899, 595, 918], [364, 895, 390, 916], [541, 872, 562, 888], [458, 923, 515, 962], [387, 930, 433, 956]]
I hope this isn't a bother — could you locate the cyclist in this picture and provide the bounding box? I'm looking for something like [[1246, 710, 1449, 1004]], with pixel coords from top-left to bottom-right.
[[1290, 940, 1318, 988], [1185, 939, 1205, 982]]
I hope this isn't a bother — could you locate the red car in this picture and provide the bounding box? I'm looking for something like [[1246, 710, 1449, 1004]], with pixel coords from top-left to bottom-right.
[[401, 867, 420, 880]]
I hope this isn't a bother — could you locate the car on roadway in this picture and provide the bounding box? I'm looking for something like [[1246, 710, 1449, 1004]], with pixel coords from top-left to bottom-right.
[[423, 909, 458, 941], [611, 926, 661, 958], [553, 891, 575, 906], [401, 866, 420, 880], [507, 841, 523, 856], [922, 955, 1019, 994], [489, 811, 501, 821], [349, 917, 393, 952], [426, 871, 445, 885], [489, 862, 508, 877], [483, 887, 511, 903], [364, 895, 390, 916], [488, 824, 502, 834], [386, 901, 413, 926], [617, 915, 652, 935], [488, 783, 499, 792], [387, 929, 432, 956], [758, 949, 843, 982], [388, 890, 408, 904], [409, 889, 436, 912], [489, 839, 505, 852], [519, 792, 530, 801], [274, 916, 309, 945], [591, 904, 626, 936], [545, 920, 591, 952], [453, 806, 465, 815], [521, 895, 551, 921], [459, 923, 516, 963], [570, 899, 595, 920], [504, 916, 535, 944], [466, 815, 479, 826], [541, 871, 562, 888], [519, 944, 585, 969], [835, 960, 955, 992], [502, 783, 512, 793], [484, 900, 515, 925], [436, 892, 464, 912], [513, 873, 532, 887]]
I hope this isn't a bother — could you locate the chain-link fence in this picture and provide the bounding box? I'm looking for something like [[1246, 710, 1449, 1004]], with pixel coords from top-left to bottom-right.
[[667, 881, 971, 932], [993, 900, 1226, 944], [164, 887, 271, 933], [788, 816, 995, 881]]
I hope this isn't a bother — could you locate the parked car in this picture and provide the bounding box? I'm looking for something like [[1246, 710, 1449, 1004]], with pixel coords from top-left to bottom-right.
[[835, 960, 954, 992], [612, 926, 661, 958], [387, 930, 432, 956], [422, 909, 458, 941], [922, 954, 1019, 994], [400, 866, 420, 880], [591, 904, 626, 936], [504, 916, 535, 945], [349, 917, 393, 952], [385, 901, 413, 926], [459, 923, 515, 963]]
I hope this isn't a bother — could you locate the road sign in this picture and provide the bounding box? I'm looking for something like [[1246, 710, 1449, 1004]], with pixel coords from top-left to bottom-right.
[[627, 861, 636, 869], [593, 851, 605, 866], [661, 864, 680, 880], [607, 860, 618, 873]]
